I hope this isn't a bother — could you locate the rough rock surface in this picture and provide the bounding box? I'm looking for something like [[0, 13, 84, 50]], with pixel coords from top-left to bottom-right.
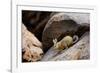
[[22, 24, 44, 62], [41, 32, 90, 61]]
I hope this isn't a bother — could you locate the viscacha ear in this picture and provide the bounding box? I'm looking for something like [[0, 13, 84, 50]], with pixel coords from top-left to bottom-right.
[[53, 38, 57, 44]]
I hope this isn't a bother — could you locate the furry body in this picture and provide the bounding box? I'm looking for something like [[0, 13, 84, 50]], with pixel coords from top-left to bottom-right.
[[53, 35, 78, 51]]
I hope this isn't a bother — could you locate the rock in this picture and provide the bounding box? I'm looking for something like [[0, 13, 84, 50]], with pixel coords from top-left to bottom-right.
[[22, 11, 51, 41], [41, 32, 90, 61], [22, 24, 44, 62], [42, 13, 90, 52]]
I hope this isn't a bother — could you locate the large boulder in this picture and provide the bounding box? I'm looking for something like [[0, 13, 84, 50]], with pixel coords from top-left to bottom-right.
[[22, 24, 44, 62], [42, 13, 90, 52]]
